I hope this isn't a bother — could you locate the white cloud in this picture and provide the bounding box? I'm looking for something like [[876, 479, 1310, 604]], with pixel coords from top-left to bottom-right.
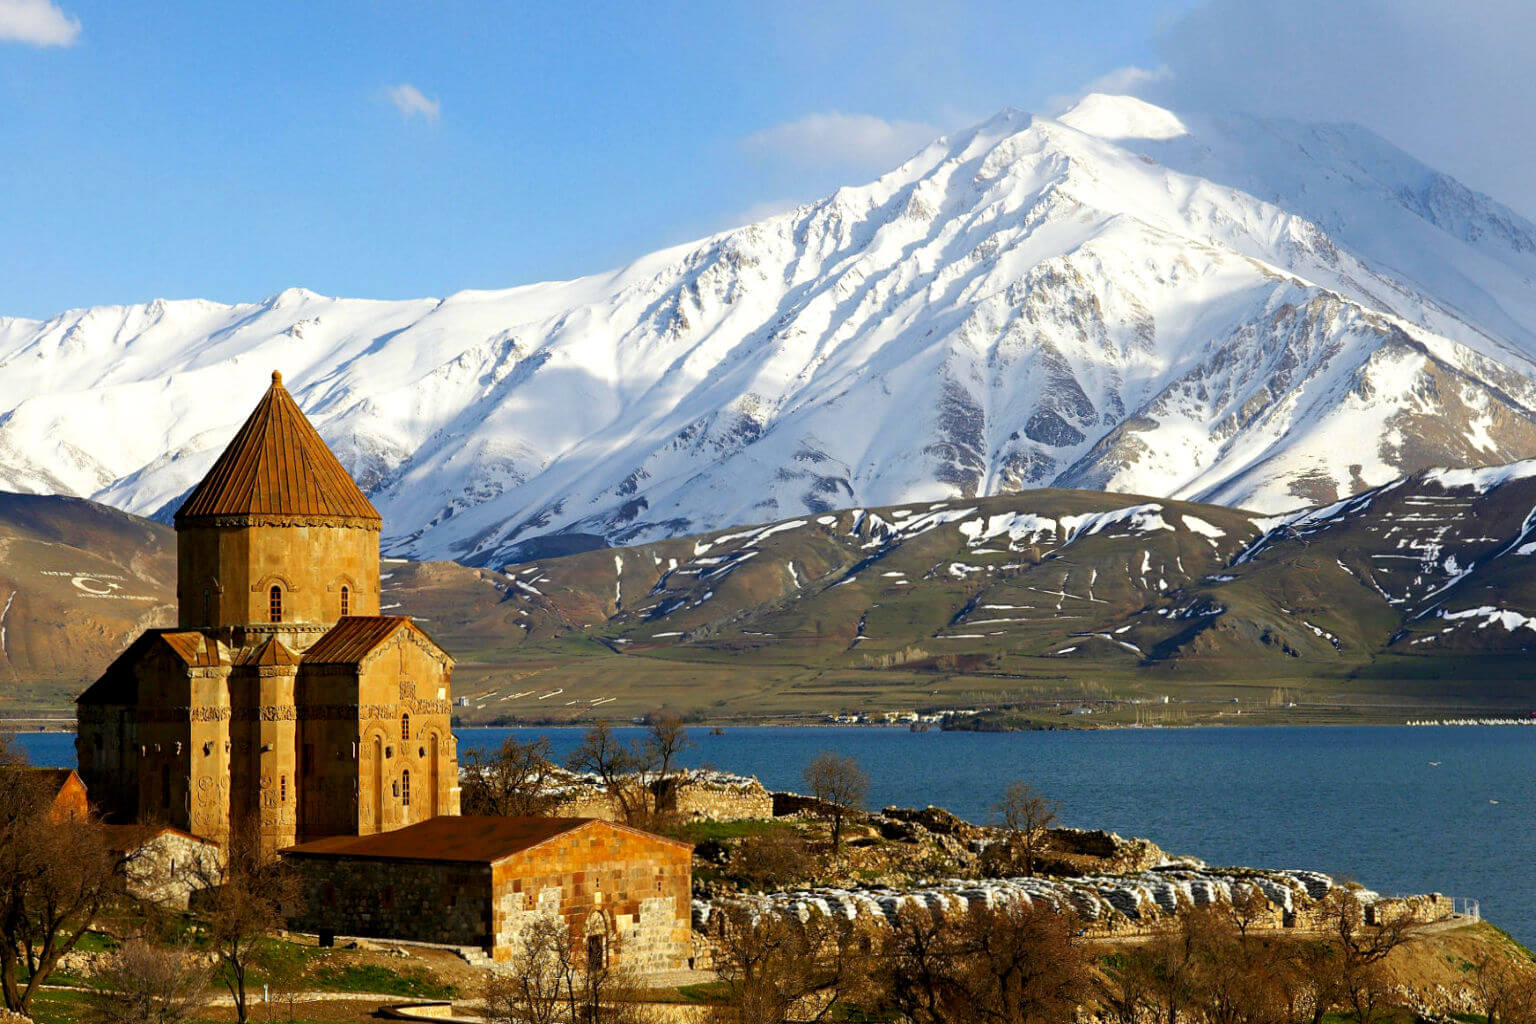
[[1045, 65, 1173, 115], [740, 112, 940, 170], [387, 83, 441, 124], [0, 0, 80, 47], [1155, 0, 1536, 218]]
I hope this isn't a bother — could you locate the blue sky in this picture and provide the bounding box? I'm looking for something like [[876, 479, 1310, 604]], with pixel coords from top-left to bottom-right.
[[1, 0, 1531, 319]]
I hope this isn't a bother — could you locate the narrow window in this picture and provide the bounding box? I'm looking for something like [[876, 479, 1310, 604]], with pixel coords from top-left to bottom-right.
[[280, 775, 287, 802], [587, 935, 605, 971], [340, 585, 349, 617], [401, 713, 410, 741], [202, 589, 211, 623], [269, 585, 283, 623], [401, 769, 411, 807]]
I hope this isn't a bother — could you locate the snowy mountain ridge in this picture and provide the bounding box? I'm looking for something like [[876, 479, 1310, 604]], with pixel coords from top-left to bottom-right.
[[4, 95, 1536, 567]]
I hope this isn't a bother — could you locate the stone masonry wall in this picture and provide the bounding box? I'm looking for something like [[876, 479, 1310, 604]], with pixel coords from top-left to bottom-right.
[[551, 776, 772, 823], [286, 857, 493, 948], [489, 825, 693, 974]]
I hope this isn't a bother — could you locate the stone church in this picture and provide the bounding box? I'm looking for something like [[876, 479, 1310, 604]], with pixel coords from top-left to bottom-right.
[[76, 371, 460, 854]]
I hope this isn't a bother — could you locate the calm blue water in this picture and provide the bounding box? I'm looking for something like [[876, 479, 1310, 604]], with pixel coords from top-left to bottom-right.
[[17, 725, 1534, 945]]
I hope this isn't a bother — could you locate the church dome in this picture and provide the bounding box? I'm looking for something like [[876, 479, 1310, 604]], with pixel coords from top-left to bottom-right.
[[175, 371, 381, 527]]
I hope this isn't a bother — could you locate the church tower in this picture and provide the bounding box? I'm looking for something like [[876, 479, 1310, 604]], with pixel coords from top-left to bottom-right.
[[175, 370, 381, 648], [77, 372, 459, 854]]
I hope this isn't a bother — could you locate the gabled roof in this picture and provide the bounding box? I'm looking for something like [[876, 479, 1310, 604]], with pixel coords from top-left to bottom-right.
[[98, 823, 218, 853], [281, 815, 692, 864], [302, 616, 448, 667], [77, 630, 229, 705], [175, 371, 380, 526], [239, 636, 299, 667], [159, 631, 229, 668]]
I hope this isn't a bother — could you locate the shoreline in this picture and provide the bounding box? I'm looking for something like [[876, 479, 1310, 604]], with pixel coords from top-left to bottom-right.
[[7, 718, 1536, 737]]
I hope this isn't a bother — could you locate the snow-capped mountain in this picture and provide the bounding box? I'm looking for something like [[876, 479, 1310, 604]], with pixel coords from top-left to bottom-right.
[[4, 94, 1536, 566]]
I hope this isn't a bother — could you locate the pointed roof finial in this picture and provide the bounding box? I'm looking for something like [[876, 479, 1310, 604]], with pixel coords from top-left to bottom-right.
[[272, 370, 284, 387]]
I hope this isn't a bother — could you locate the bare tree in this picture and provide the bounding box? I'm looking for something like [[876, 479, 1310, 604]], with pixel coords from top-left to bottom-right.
[[707, 903, 872, 1024], [1306, 888, 1420, 1024], [987, 780, 1057, 876], [1134, 901, 1204, 1024], [642, 713, 692, 820], [731, 830, 816, 891], [194, 822, 301, 1024], [879, 899, 1091, 1024], [802, 752, 867, 854], [83, 939, 211, 1024], [1181, 901, 1290, 1024], [0, 735, 123, 1015], [1288, 938, 1348, 1024], [484, 913, 578, 1024], [1471, 949, 1536, 1024], [462, 736, 559, 817], [568, 722, 648, 825], [1095, 950, 1153, 1024], [1228, 884, 1272, 939], [484, 911, 653, 1024]]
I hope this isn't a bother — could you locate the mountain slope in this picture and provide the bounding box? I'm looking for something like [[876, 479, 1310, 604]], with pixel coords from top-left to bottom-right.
[[6, 466, 1536, 719], [5, 96, 1536, 565], [428, 465, 1536, 720], [0, 493, 175, 703]]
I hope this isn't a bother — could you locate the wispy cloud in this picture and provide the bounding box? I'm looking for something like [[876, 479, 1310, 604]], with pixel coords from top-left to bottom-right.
[[740, 111, 940, 170], [1045, 64, 1173, 114], [0, 0, 80, 47], [387, 83, 441, 124]]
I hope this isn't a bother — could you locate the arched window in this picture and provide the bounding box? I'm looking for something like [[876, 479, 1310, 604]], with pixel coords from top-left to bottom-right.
[[340, 585, 350, 617], [269, 585, 283, 623], [400, 713, 410, 741], [401, 769, 411, 807]]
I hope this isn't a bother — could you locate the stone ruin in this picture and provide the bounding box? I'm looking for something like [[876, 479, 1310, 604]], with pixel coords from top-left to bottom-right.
[[543, 767, 774, 822], [693, 864, 1362, 935]]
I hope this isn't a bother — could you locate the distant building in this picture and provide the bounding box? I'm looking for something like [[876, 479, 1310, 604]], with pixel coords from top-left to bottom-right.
[[284, 815, 694, 970], [75, 371, 460, 854], [99, 824, 221, 909]]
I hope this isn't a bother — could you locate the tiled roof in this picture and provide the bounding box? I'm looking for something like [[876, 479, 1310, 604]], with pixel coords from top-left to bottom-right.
[[240, 636, 299, 667], [159, 631, 228, 668], [282, 815, 691, 864], [175, 371, 380, 525], [98, 823, 217, 852], [77, 630, 228, 705], [302, 616, 416, 666]]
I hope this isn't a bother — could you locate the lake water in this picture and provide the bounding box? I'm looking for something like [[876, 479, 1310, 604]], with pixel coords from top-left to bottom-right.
[[17, 724, 1533, 946]]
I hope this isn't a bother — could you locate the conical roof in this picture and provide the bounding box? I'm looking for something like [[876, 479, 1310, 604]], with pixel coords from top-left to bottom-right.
[[175, 371, 381, 526]]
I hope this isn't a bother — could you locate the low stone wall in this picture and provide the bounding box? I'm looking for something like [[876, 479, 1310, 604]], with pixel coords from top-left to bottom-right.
[[551, 773, 772, 823]]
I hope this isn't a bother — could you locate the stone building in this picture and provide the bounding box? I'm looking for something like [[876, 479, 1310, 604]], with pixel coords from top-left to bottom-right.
[[99, 824, 222, 910], [284, 815, 694, 971], [12, 767, 90, 823], [75, 371, 459, 853]]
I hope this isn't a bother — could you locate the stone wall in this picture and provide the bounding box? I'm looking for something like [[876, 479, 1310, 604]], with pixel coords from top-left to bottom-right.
[[286, 857, 494, 948], [111, 829, 222, 910], [488, 824, 694, 974], [550, 772, 772, 824]]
